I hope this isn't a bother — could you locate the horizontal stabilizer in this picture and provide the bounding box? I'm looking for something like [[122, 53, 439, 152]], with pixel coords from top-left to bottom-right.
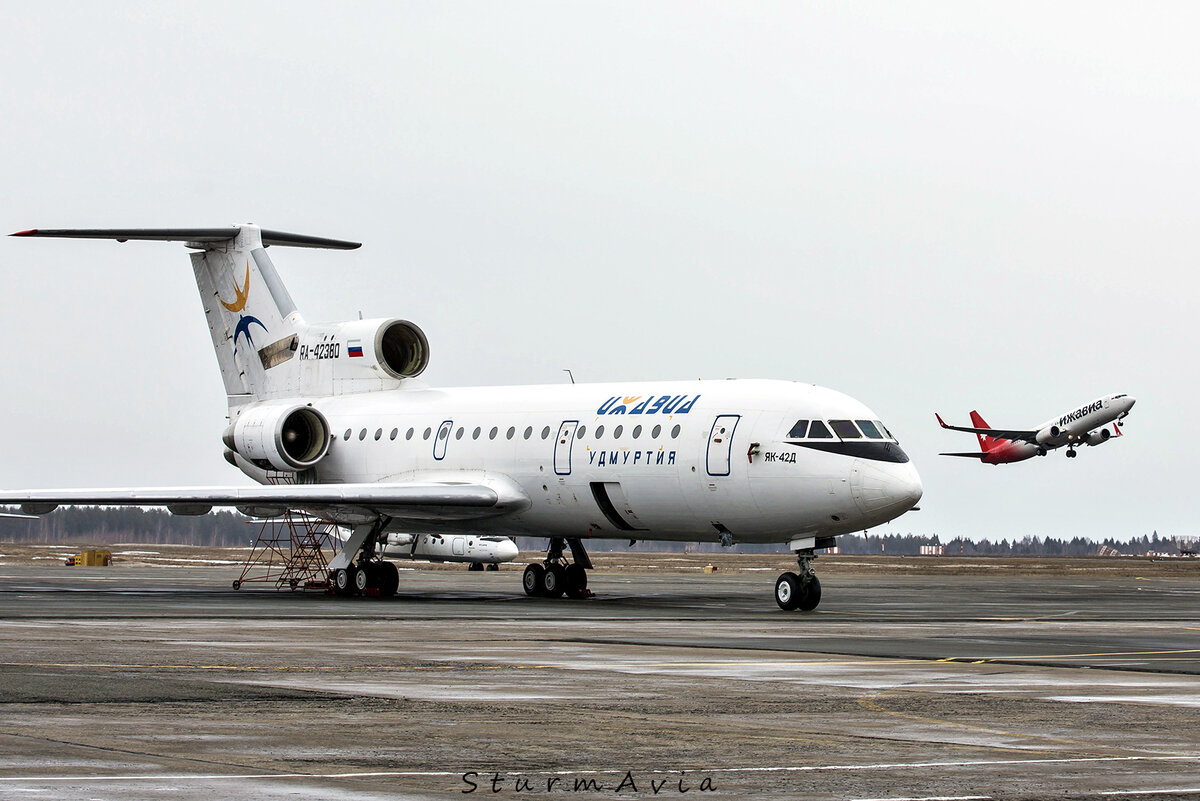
[[939, 452, 986, 459], [10, 228, 361, 250]]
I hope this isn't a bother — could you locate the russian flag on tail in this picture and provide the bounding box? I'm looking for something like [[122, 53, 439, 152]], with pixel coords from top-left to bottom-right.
[[347, 338, 364, 357]]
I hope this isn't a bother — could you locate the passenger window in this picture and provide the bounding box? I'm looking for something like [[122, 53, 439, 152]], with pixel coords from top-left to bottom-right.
[[423, 427, 432, 440], [390, 428, 398, 441], [829, 420, 861, 439], [455, 427, 464, 440], [652, 424, 662, 438], [595, 425, 605, 439], [343, 428, 352, 441], [524, 426, 533, 440], [787, 420, 808, 438], [613, 425, 623, 439], [439, 427, 449, 441], [632, 425, 642, 439], [374, 428, 382, 441], [671, 424, 681, 438], [489, 426, 498, 440], [359, 429, 367, 441], [541, 426, 551, 439], [577, 425, 587, 438], [808, 421, 833, 438], [856, 420, 883, 439], [406, 428, 414, 440], [472, 426, 481, 440], [506, 426, 515, 440]]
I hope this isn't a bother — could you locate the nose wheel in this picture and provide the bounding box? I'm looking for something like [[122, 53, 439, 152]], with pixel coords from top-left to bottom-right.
[[776, 549, 821, 611]]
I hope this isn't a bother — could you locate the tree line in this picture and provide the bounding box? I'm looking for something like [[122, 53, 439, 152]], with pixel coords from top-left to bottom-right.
[[0, 507, 1185, 556]]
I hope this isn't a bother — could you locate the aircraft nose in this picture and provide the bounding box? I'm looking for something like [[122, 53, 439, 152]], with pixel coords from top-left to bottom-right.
[[890, 462, 923, 512], [497, 538, 519, 562]]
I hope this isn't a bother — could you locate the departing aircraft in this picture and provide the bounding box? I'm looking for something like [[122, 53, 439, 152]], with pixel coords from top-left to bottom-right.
[[936, 393, 1135, 464], [1, 225, 922, 610]]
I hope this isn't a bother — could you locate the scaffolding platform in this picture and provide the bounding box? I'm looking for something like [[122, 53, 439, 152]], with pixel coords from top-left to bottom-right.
[[233, 512, 340, 591]]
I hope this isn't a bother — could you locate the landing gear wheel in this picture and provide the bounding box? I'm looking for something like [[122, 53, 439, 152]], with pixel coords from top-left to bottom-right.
[[543, 564, 567, 597], [798, 575, 822, 611], [564, 563, 588, 595], [1066, 449, 1077, 458], [377, 561, 400, 597], [468, 562, 484, 572], [333, 567, 355, 596], [522, 563, 545, 597], [485, 563, 499, 571], [232, 579, 241, 590], [775, 572, 802, 611], [354, 565, 370, 593]]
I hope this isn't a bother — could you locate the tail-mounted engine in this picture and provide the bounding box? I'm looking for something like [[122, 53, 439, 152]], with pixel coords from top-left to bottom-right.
[[222, 402, 331, 472], [324, 318, 429, 380]]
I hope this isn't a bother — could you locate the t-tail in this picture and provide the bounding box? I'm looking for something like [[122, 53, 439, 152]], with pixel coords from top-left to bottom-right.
[[10, 225, 430, 412]]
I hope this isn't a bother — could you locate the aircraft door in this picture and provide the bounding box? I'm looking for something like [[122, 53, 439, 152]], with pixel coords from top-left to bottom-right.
[[706, 415, 741, 476], [554, 420, 578, 475], [433, 419, 453, 461]]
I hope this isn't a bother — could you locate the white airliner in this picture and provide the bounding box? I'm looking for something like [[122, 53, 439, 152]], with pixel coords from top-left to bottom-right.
[[363, 531, 518, 570], [936, 393, 1136, 464], [1, 225, 922, 610]]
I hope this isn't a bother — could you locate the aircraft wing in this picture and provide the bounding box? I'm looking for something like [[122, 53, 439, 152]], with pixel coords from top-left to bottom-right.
[[938, 452, 987, 459], [934, 414, 1038, 443], [0, 481, 528, 522]]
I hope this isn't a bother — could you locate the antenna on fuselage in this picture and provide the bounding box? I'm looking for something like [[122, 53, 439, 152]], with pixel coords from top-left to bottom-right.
[[563, 369, 575, 384]]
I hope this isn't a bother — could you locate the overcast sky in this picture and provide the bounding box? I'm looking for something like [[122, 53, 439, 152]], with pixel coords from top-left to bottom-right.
[[1, 2, 1195, 543]]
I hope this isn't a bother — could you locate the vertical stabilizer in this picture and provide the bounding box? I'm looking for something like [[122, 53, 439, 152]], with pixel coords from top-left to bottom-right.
[[968, 410, 993, 452], [190, 225, 306, 405]]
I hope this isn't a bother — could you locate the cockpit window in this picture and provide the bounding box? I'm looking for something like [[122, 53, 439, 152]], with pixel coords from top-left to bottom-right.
[[856, 420, 883, 439], [829, 420, 861, 439], [787, 420, 808, 438], [807, 420, 832, 438], [876, 420, 894, 439]]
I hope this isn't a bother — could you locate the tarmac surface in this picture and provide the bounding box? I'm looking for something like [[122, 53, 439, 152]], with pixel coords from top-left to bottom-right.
[[0, 550, 1196, 800]]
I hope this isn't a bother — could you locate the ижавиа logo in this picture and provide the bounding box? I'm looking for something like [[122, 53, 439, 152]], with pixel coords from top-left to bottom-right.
[[220, 262, 267, 353]]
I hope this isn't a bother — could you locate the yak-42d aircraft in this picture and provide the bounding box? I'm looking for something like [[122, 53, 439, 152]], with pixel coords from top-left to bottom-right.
[[1, 225, 923, 611], [936, 393, 1136, 464]]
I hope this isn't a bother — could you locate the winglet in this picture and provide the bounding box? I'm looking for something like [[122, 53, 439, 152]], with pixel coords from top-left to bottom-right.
[[935, 413, 949, 428], [9, 229, 38, 236]]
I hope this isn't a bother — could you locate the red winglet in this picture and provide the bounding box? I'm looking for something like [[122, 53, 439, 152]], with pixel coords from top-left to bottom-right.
[[935, 413, 948, 428], [9, 229, 38, 236]]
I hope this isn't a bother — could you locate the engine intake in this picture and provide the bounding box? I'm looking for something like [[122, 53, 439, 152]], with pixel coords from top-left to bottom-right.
[[1035, 425, 1061, 446], [376, 320, 429, 379], [222, 403, 331, 472]]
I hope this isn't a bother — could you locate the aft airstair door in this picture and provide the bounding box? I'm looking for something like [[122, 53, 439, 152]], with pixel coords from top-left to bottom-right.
[[554, 420, 579, 476], [706, 414, 741, 477]]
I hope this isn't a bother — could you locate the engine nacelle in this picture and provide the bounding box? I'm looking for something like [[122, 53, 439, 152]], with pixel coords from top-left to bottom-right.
[[222, 403, 331, 472], [334, 318, 430, 379], [1085, 428, 1112, 446], [1035, 425, 1061, 446]]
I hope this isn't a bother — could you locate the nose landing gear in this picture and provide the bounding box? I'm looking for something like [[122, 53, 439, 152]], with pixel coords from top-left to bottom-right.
[[775, 549, 821, 611]]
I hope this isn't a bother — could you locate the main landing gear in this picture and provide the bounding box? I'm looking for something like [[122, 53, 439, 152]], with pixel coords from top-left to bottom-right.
[[775, 549, 822, 612], [332, 560, 400, 598], [328, 516, 400, 598], [523, 537, 593, 599]]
